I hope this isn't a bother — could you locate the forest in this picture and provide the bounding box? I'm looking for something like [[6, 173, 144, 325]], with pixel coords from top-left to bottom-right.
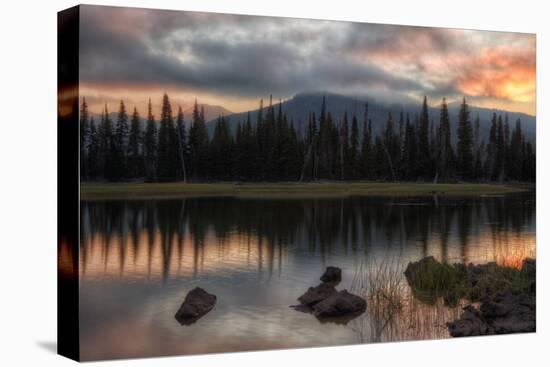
[[78, 94, 535, 183]]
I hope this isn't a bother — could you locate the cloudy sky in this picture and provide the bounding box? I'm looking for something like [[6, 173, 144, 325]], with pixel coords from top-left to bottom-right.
[[79, 5, 536, 116]]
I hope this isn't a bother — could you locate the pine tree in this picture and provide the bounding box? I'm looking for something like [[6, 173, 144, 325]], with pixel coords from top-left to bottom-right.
[[300, 110, 319, 181], [402, 113, 417, 180], [211, 115, 233, 179], [112, 100, 129, 180], [86, 116, 99, 179], [272, 100, 286, 179], [188, 99, 209, 179], [487, 112, 498, 180], [167, 103, 181, 180], [176, 107, 188, 182], [156, 93, 177, 181], [339, 111, 349, 180], [264, 95, 276, 179], [382, 112, 397, 180], [373, 136, 385, 178], [509, 119, 524, 180], [144, 98, 157, 182], [437, 98, 453, 181], [99, 104, 115, 180], [417, 96, 431, 179], [318, 96, 334, 179], [239, 112, 256, 180], [127, 107, 142, 178], [503, 114, 511, 181], [496, 114, 505, 181], [348, 114, 360, 179], [473, 114, 482, 180], [524, 141, 535, 182], [359, 103, 372, 179], [456, 97, 474, 180], [287, 120, 301, 180]]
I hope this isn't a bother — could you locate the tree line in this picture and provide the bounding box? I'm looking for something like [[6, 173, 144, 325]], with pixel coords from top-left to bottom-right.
[[79, 93, 535, 183]]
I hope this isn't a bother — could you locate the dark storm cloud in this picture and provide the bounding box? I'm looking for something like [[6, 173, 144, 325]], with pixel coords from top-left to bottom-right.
[[79, 5, 426, 98], [342, 23, 460, 54], [79, 5, 536, 115]]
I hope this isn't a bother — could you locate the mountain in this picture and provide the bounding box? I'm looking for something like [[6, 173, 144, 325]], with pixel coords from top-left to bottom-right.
[[183, 104, 233, 124], [208, 92, 535, 143]]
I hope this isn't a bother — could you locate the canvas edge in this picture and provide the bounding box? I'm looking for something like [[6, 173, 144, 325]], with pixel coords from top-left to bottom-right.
[[57, 4, 81, 362]]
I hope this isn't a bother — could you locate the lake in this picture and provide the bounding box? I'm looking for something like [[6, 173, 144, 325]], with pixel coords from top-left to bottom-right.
[[76, 192, 535, 360]]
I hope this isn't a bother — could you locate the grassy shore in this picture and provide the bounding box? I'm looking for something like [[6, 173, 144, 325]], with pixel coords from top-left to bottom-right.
[[80, 181, 530, 200]]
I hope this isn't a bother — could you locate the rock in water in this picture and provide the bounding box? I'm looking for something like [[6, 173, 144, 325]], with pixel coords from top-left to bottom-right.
[[447, 290, 535, 336], [298, 283, 338, 306], [175, 287, 217, 325], [447, 305, 492, 337], [481, 290, 535, 334], [521, 258, 536, 278], [312, 290, 367, 318], [320, 266, 342, 284]]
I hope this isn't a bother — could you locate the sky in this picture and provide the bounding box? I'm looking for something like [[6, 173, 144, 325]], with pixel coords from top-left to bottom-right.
[[79, 5, 536, 117]]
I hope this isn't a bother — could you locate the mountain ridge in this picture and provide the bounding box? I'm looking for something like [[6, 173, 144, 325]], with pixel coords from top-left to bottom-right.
[[207, 92, 535, 143]]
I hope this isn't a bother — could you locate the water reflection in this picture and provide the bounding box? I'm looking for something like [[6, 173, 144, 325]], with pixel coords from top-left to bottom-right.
[[77, 193, 535, 360]]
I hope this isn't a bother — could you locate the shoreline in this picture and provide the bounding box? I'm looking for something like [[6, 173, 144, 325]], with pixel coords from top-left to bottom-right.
[[80, 181, 532, 200]]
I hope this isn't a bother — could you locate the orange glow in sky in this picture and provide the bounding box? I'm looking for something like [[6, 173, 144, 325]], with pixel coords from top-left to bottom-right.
[[78, 6, 536, 117]]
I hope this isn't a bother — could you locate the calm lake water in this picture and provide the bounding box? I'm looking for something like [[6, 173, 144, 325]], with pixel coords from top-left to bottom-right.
[[77, 192, 535, 360]]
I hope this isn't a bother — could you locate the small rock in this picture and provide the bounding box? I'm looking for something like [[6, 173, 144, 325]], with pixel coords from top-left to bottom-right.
[[480, 300, 515, 318], [298, 283, 337, 306], [175, 287, 217, 325], [312, 290, 366, 318], [320, 266, 342, 284]]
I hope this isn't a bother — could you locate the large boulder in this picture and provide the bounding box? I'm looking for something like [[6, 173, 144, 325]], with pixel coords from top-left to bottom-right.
[[448, 290, 535, 337], [298, 283, 337, 306], [175, 287, 217, 325], [481, 290, 535, 334], [312, 290, 367, 318], [447, 305, 493, 337], [320, 266, 342, 284]]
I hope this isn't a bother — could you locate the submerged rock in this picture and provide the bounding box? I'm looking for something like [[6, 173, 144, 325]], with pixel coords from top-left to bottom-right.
[[298, 283, 337, 306], [320, 266, 342, 284], [175, 287, 217, 325], [312, 290, 367, 318]]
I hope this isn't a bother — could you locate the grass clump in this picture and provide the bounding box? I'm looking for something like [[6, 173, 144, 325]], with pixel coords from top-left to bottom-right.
[[404, 256, 468, 306], [405, 257, 536, 307], [352, 257, 406, 314]]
